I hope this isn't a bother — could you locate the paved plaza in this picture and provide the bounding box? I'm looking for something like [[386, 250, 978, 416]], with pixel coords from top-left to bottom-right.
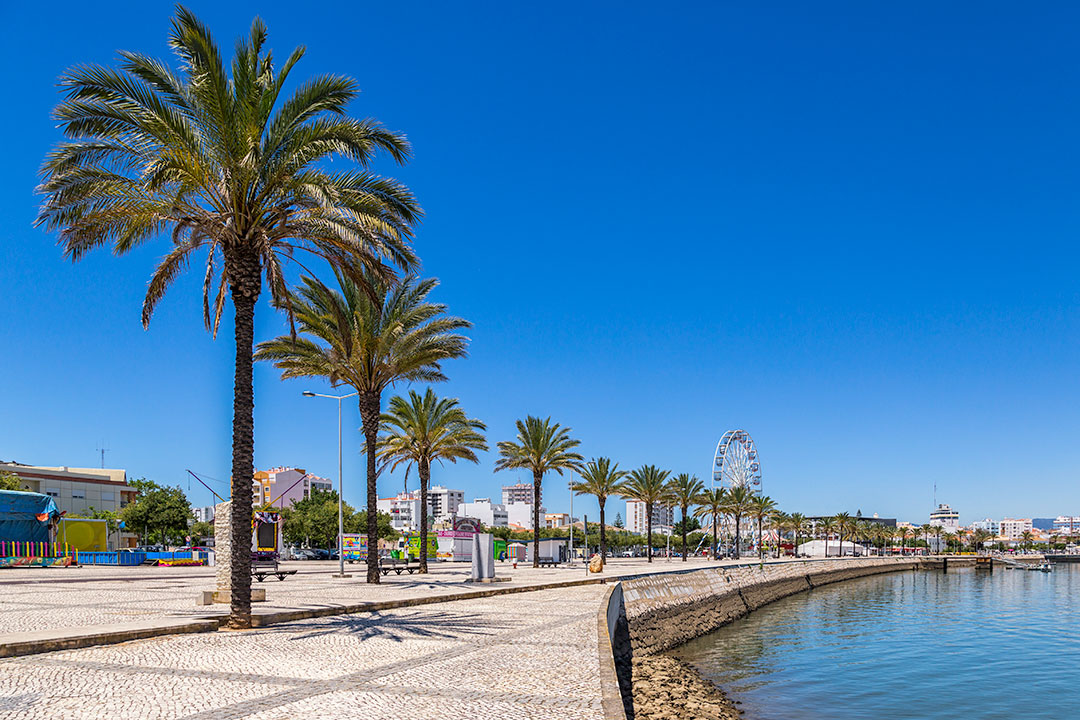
[[0, 556, 730, 635], [0, 583, 608, 720], [0, 556, 812, 718]]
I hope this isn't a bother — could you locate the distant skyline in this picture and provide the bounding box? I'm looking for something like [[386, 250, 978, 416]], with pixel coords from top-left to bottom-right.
[[2, 2, 1079, 525]]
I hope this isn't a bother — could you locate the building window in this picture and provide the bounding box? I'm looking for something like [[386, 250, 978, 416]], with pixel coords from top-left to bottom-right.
[[101, 492, 115, 502], [71, 489, 86, 499], [44, 488, 60, 498]]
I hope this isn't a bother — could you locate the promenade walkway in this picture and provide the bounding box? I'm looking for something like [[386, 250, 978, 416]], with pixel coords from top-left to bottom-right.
[[0, 583, 608, 720], [0, 556, 738, 636]]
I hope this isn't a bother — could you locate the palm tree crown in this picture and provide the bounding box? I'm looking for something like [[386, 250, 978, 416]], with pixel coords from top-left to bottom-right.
[[378, 389, 487, 572], [256, 270, 469, 583], [36, 7, 420, 629], [668, 473, 704, 562], [748, 495, 778, 560], [693, 487, 726, 560], [572, 457, 627, 570], [622, 465, 671, 563], [494, 416, 582, 567], [720, 485, 754, 559]]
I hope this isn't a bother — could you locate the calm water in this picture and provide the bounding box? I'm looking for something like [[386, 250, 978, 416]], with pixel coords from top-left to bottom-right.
[[674, 564, 1080, 720]]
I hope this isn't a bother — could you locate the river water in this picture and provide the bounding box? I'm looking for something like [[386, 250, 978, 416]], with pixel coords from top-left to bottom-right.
[[673, 564, 1080, 719]]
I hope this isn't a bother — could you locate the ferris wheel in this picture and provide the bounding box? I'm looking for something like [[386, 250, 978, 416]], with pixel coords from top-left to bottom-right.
[[711, 429, 762, 493]]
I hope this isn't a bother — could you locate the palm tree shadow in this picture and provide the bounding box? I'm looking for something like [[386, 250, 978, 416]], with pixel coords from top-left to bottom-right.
[[0, 693, 42, 713], [276, 610, 512, 643]]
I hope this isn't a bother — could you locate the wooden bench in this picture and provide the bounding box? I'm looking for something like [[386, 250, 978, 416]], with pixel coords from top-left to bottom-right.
[[379, 557, 417, 576], [537, 557, 559, 568], [251, 556, 297, 582]]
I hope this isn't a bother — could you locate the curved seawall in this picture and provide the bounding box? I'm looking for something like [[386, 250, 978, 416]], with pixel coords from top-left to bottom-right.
[[597, 558, 920, 719]]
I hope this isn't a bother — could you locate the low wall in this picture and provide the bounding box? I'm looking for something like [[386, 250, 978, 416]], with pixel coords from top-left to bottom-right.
[[595, 558, 920, 718], [621, 558, 918, 655]]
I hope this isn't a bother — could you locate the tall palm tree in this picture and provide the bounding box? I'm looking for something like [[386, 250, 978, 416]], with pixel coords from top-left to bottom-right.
[[748, 495, 778, 561], [721, 486, 754, 559], [667, 474, 704, 562], [571, 458, 627, 570], [931, 525, 944, 555], [494, 417, 582, 567], [36, 8, 420, 627], [693, 488, 726, 560], [789, 512, 806, 556], [833, 512, 853, 557], [622, 466, 672, 563], [920, 524, 933, 555], [377, 389, 487, 573], [971, 528, 991, 554], [898, 525, 911, 556], [771, 511, 791, 558], [256, 271, 469, 583], [820, 517, 837, 558], [1020, 530, 1034, 552]]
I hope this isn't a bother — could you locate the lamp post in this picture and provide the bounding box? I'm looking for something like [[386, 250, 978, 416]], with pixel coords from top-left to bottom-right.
[[303, 390, 358, 578]]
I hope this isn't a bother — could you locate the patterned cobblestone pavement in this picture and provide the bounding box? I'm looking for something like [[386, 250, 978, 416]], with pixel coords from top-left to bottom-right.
[[0, 557, 732, 635], [0, 584, 608, 719]]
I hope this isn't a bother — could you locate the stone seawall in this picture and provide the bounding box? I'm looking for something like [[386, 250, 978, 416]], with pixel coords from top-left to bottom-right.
[[622, 557, 918, 655], [597, 558, 921, 719]]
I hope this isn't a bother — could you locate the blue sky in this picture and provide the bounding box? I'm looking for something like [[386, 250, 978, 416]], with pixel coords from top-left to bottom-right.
[[2, 2, 1078, 525]]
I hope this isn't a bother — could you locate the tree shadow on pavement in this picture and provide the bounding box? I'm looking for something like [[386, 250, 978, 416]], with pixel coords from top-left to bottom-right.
[[271, 610, 513, 643]]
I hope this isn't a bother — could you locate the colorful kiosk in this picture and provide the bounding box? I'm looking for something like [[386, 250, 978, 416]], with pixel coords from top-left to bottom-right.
[[0, 490, 69, 567]]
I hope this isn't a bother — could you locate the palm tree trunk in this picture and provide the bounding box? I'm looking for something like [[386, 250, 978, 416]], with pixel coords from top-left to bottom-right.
[[758, 517, 763, 560], [532, 470, 542, 568], [227, 277, 258, 630], [646, 502, 653, 563], [681, 505, 688, 562], [599, 499, 606, 570], [712, 514, 717, 560], [418, 457, 430, 573], [359, 391, 381, 584], [734, 516, 741, 559]]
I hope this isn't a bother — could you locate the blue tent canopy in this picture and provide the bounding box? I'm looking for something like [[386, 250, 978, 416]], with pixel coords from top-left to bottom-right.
[[0, 490, 60, 543]]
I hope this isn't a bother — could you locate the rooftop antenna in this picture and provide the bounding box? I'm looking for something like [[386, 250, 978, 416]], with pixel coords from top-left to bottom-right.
[[96, 440, 109, 469], [933, 481, 937, 509]]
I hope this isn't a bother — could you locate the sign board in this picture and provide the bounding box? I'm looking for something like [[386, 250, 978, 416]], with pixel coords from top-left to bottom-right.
[[341, 533, 367, 561]]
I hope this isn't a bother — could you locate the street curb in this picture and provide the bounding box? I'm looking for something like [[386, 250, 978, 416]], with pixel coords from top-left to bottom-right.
[[0, 618, 222, 659], [249, 576, 610, 626]]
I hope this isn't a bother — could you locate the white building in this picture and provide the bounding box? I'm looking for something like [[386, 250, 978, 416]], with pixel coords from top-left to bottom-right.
[[545, 513, 572, 528], [999, 518, 1033, 539], [377, 492, 422, 532], [971, 518, 999, 535], [193, 506, 216, 524], [626, 500, 674, 536], [428, 485, 464, 524], [458, 498, 508, 528], [506, 501, 544, 530], [502, 483, 534, 506], [377, 486, 466, 531], [929, 503, 960, 532], [1053, 516, 1080, 534]]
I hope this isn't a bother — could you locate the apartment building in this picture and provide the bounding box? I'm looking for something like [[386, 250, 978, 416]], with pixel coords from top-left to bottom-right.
[[999, 518, 1033, 539], [458, 498, 508, 528], [501, 483, 534, 506], [626, 499, 674, 536], [252, 467, 333, 509]]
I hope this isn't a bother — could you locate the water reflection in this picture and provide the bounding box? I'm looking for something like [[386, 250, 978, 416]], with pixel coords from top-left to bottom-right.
[[674, 566, 1078, 719]]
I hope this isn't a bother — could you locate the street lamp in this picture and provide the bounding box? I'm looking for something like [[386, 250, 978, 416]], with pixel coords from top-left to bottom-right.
[[303, 389, 358, 578]]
